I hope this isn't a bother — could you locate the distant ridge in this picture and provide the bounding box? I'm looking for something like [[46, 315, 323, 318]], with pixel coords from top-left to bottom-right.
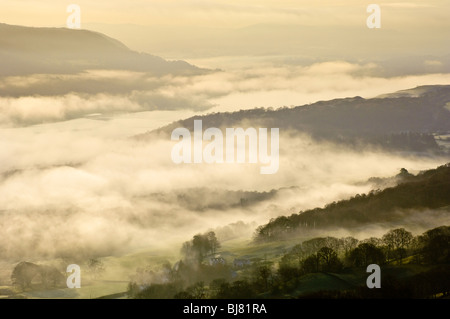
[[375, 85, 450, 99], [137, 85, 450, 153], [0, 23, 206, 76]]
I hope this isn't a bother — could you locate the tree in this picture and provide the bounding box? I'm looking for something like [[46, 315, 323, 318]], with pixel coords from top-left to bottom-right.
[[181, 232, 221, 264], [87, 258, 105, 279], [290, 244, 306, 267], [278, 264, 299, 283], [209, 278, 228, 296], [253, 263, 273, 291], [181, 241, 196, 264], [11, 262, 64, 291], [420, 226, 450, 264], [182, 281, 207, 299], [207, 231, 221, 255], [302, 254, 320, 273], [127, 282, 141, 298], [323, 237, 341, 253], [317, 247, 343, 272], [382, 228, 413, 261], [317, 247, 335, 265], [11, 262, 41, 291], [349, 243, 385, 267], [361, 237, 382, 247], [192, 234, 211, 260], [302, 237, 326, 256], [341, 237, 359, 257], [38, 265, 65, 288], [214, 280, 256, 299]]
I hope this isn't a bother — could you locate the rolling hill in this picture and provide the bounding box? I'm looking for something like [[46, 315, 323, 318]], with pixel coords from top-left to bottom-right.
[[138, 85, 450, 153]]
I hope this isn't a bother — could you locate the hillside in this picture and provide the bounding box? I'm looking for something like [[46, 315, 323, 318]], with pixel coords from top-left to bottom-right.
[[0, 23, 204, 78], [137, 85, 450, 153], [254, 163, 450, 242]]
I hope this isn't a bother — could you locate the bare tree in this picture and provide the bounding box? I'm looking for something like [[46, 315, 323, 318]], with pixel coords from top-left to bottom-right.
[[317, 247, 342, 272], [207, 231, 221, 255], [87, 258, 105, 279], [382, 228, 413, 261], [290, 244, 306, 268], [341, 237, 359, 257]]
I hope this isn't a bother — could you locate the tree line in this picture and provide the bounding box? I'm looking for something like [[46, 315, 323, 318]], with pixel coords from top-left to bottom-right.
[[128, 225, 450, 299], [180, 231, 221, 264], [254, 163, 450, 242]]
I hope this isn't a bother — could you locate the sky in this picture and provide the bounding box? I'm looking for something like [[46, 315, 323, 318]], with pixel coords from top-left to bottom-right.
[[2, 1, 449, 60], [2, 1, 449, 28]]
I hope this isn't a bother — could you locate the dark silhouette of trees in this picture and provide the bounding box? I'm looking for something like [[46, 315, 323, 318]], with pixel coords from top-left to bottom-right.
[[192, 234, 212, 261], [382, 228, 413, 261], [317, 247, 343, 272], [348, 243, 385, 267], [341, 237, 359, 257], [38, 265, 65, 288], [129, 224, 450, 299], [418, 226, 450, 264], [302, 254, 321, 273], [11, 262, 41, 290], [87, 258, 105, 279], [181, 231, 221, 264], [255, 163, 450, 242], [11, 261, 64, 291], [207, 231, 221, 255], [174, 281, 207, 299], [278, 257, 300, 282], [361, 237, 382, 247], [213, 280, 256, 299], [253, 263, 274, 291]]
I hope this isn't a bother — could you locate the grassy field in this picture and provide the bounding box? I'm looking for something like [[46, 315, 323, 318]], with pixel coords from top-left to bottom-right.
[[219, 237, 305, 263]]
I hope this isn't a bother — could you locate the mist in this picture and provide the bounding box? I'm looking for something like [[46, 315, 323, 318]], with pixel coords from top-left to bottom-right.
[[0, 49, 449, 289], [1, 61, 449, 126], [0, 1, 448, 299], [0, 115, 446, 264]]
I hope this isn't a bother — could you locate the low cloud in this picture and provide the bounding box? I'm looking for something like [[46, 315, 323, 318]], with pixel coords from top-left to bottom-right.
[[0, 55, 449, 266], [0, 121, 446, 262], [1, 59, 449, 126]]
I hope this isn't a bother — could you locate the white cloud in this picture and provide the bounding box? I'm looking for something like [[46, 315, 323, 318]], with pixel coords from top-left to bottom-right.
[[0, 119, 446, 261], [1, 60, 449, 125]]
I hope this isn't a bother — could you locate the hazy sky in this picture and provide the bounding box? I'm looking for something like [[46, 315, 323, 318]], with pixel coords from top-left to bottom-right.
[[2, 0, 448, 67], [2, 0, 449, 28], [0, 1, 447, 66]]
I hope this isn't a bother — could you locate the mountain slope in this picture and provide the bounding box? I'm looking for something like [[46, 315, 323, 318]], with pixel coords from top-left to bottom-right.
[[254, 163, 450, 242], [137, 85, 450, 152], [0, 23, 204, 77]]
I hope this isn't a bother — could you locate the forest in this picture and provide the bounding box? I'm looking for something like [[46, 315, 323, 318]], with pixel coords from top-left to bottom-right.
[[254, 163, 450, 242]]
